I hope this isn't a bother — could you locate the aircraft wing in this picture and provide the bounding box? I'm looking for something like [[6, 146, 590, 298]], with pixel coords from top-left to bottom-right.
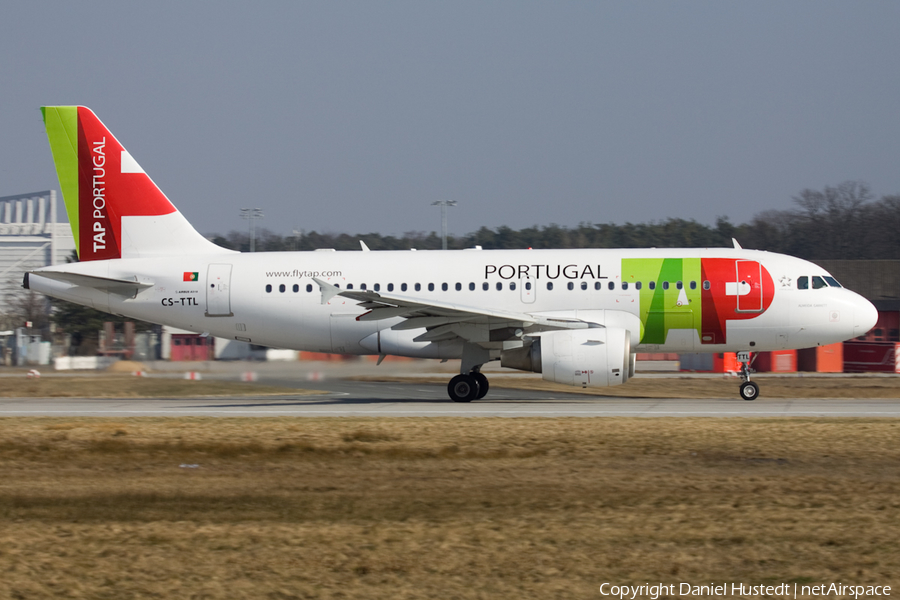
[[313, 277, 590, 343]]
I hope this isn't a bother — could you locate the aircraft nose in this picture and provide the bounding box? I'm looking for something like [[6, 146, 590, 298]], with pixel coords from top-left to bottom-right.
[[853, 296, 878, 337]]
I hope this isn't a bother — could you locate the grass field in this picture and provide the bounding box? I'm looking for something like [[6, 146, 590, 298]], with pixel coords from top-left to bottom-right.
[[1, 417, 898, 599]]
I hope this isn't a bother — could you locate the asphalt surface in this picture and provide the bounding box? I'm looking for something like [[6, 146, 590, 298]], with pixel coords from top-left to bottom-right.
[[2, 378, 900, 417]]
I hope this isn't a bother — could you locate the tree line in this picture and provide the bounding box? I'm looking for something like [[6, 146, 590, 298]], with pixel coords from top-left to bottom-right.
[[209, 181, 900, 260]]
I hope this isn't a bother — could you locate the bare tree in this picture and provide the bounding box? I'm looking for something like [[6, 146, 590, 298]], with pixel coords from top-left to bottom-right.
[[1, 286, 51, 334], [792, 181, 873, 258]]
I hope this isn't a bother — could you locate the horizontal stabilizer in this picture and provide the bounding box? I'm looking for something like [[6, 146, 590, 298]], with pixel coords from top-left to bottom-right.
[[28, 271, 152, 295]]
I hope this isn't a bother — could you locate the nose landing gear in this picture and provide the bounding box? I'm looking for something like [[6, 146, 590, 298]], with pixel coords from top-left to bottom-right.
[[737, 351, 759, 400], [740, 380, 760, 401]]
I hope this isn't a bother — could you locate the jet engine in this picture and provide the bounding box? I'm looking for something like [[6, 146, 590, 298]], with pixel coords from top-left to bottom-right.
[[501, 328, 633, 388]]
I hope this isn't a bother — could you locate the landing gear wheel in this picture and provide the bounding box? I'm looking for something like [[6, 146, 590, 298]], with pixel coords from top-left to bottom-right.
[[736, 351, 760, 401], [740, 381, 760, 401], [472, 372, 489, 399], [448, 374, 479, 402]]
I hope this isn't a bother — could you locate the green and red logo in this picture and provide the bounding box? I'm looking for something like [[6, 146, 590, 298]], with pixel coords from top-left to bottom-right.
[[622, 257, 774, 345], [183, 272, 199, 282]]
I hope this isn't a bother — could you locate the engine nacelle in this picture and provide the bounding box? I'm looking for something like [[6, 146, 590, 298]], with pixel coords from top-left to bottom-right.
[[501, 328, 632, 388]]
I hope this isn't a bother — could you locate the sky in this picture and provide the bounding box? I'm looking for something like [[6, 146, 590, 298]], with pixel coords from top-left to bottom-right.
[[2, 2, 899, 239]]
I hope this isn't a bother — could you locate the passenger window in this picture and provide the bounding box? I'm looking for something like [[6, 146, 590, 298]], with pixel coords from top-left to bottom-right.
[[347, 284, 354, 290], [441, 283, 448, 291], [798, 276, 808, 290], [649, 281, 656, 290], [292, 284, 299, 293], [455, 283, 462, 291], [306, 284, 312, 293], [824, 276, 842, 288], [567, 282, 574, 291], [483, 282, 489, 291], [622, 282, 629, 290], [525, 282, 532, 290], [581, 281, 587, 290], [387, 283, 394, 292], [374, 283, 380, 292], [415, 283, 421, 291], [510, 282, 516, 291], [608, 281, 615, 290], [279, 284, 286, 293], [360, 283, 367, 290], [401, 283, 407, 292], [428, 283, 434, 291], [676, 281, 683, 290], [635, 281, 642, 290], [469, 282, 475, 291], [547, 282, 554, 291], [690, 281, 697, 290], [812, 276, 827, 289], [703, 280, 710, 290], [595, 281, 602, 290], [265, 284, 272, 293], [496, 282, 502, 291], [662, 281, 669, 290]]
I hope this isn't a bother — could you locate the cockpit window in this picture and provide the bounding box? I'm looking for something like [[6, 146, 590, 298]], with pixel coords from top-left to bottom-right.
[[824, 276, 842, 288], [798, 276, 808, 290], [812, 276, 827, 289]]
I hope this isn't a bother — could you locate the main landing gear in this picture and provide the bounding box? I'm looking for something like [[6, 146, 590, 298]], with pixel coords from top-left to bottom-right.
[[737, 351, 760, 401], [448, 370, 489, 402]]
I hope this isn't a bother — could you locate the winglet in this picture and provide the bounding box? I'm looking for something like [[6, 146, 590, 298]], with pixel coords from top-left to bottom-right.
[[732, 238, 742, 249], [360, 240, 370, 251], [313, 277, 342, 305]]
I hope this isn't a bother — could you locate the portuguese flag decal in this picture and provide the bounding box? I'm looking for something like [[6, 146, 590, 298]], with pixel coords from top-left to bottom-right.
[[183, 272, 199, 282]]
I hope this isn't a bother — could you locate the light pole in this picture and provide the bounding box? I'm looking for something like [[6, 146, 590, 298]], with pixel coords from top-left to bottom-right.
[[292, 229, 304, 251], [430, 200, 457, 250], [240, 208, 264, 252]]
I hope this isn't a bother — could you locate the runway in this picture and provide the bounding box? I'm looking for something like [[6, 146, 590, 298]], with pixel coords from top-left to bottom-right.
[[2, 379, 900, 417]]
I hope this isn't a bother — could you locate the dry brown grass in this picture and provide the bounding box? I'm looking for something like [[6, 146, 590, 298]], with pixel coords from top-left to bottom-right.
[[355, 374, 900, 398], [0, 417, 899, 598], [0, 375, 317, 398]]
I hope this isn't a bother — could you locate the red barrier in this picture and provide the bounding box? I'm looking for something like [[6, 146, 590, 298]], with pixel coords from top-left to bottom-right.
[[842, 342, 900, 373]]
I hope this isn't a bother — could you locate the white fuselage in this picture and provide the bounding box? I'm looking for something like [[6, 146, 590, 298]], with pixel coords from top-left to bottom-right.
[[29, 247, 877, 359]]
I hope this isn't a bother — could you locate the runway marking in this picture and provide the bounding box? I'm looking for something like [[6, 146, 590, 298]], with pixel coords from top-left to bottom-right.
[[2, 409, 900, 417]]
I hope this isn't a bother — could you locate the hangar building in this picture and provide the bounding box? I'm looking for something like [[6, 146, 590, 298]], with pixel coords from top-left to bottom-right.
[[0, 191, 76, 308]]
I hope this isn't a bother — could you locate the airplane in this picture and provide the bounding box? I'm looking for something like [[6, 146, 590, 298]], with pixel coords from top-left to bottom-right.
[[24, 106, 878, 402]]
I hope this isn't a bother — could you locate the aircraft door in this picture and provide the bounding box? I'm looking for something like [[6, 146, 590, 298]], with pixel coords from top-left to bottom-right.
[[520, 277, 536, 304], [206, 263, 234, 317], [735, 260, 763, 312]]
